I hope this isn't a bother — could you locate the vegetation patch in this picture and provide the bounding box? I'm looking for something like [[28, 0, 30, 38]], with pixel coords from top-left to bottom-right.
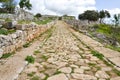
[[23, 42, 31, 48], [30, 76, 39, 80], [27, 72, 36, 77], [34, 19, 52, 25], [18, 20, 31, 24], [0, 28, 16, 35], [25, 55, 35, 64], [34, 50, 40, 55], [106, 45, 120, 52], [91, 50, 104, 60], [1, 52, 14, 59]]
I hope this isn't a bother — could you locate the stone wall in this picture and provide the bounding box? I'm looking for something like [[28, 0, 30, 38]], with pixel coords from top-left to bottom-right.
[[0, 21, 55, 58], [65, 20, 99, 30], [0, 8, 34, 21]]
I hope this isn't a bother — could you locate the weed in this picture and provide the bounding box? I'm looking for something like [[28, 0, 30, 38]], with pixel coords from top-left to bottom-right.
[[25, 55, 35, 64], [91, 51, 104, 60], [0, 28, 16, 35], [54, 71, 62, 75], [34, 50, 40, 55], [30, 76, 39, 80], [112, 69, 120, 76], [23, 42, 30, 48], [27, 72, 36, 77], [1, 52, 15, 59], [41, 55, 48, 61], [88, 63, 96, 67]]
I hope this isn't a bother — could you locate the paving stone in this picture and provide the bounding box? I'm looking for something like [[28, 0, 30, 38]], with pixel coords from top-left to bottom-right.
[[44, 69, 57, 76], [47, 73, 68, 80], [58, 67, 72, 74], [74, 68, 84, 74], [80, 66, 91, 70], [95, 71, 110, 79], [71, 73, 97, 80]]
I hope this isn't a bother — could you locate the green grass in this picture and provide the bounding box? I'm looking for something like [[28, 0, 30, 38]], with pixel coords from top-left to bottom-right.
[[106, 45, 120, 52], [34, 19, 52, 25], [23, 42, 31, 48], [54, 71, 62, 75], [27, 72, 36, 77], [41, 55, 48, 61], [30, 76, 39, 80], [113, 69, 120, 76], [91, 50, 104, 60], [0, 28, 16, 35], [1, 52, 15, 59], [25, 55, 35, 64], [18, 20, 31, 24], [34, 50, 40, 55], [88, 63, 96, 67]]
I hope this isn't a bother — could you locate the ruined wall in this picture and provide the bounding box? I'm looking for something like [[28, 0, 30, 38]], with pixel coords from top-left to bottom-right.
[[0, 21, 55, 57], [0, 8, 34, 21]]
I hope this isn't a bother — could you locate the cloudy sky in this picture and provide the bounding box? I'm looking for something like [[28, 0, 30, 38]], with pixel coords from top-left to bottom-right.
[[15, 0, 120, 17]]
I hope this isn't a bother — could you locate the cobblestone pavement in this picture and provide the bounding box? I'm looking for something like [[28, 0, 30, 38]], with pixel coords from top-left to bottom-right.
[[17, 21, 120, 80]]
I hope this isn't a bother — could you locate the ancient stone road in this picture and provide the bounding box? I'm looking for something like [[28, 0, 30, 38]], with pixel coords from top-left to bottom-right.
[[0, 21, 120, 80], [18, 21, 120, 80]]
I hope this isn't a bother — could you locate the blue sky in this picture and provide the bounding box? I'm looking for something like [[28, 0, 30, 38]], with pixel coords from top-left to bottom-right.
[[15, 0, 120, 16], [96, 0, 120, 10]]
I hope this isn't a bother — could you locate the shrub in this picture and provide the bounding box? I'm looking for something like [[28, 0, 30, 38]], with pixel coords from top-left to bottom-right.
[[25, 55, 35, 64]]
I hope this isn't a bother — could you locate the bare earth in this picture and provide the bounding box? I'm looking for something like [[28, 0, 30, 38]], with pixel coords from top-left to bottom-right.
[[0, 21, 120, 80]]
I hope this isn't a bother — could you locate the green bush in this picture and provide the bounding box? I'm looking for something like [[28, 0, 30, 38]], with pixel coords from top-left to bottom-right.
[[25, 55, 35, 64]]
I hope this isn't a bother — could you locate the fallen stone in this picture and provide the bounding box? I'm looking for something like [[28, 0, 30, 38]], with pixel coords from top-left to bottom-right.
[[110, 77, 120, 80]]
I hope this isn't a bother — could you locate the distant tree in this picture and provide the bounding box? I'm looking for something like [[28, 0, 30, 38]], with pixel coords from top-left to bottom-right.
[[1, 0, 16, 13], [35, 13, 42, 19], [78, 10, 99, 23], [19, 0, 32, 10], [78, 13, 85, 20], [0, 0, 8, 2], [99, 10, 111, 23], [113, 14, 120, 26]]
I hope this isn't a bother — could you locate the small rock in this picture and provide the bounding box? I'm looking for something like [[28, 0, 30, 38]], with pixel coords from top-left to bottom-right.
[[47, 73, 68, 80], [59, 67, 72, 74]]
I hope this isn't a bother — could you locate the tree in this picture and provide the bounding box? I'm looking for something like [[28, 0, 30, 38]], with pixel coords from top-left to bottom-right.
[[78, 10, 99, 23], [19, 0, 32, 10], [0, 0, 8, 2], [113, 14, 120, 26], [35, 13, 42, 19], [99, 10, 111, 23], [1, 0, 16, 13]]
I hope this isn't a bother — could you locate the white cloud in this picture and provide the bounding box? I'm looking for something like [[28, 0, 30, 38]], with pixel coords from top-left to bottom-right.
[[106, 8, 120, 15], [29, 0, 96, 17]]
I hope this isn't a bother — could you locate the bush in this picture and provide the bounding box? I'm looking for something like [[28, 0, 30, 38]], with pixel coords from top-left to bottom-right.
[[25, 55, 35, 64]]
